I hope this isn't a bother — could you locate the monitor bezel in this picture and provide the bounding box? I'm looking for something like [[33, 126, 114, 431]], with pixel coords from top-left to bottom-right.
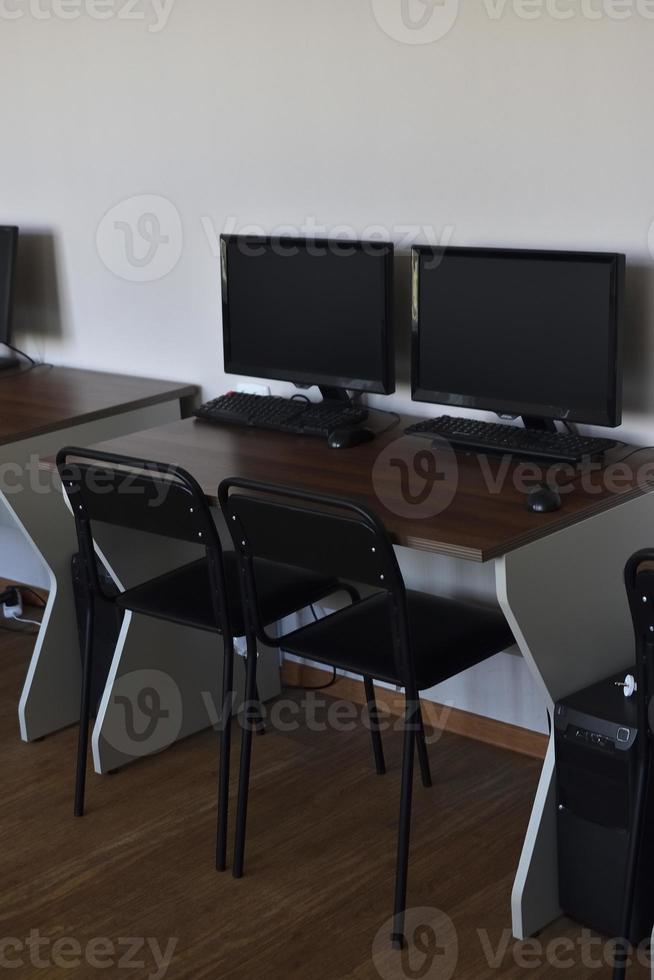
[[0, 226, 18, 347], [221, 234, 395, 396], [411, 244, 624, 428]]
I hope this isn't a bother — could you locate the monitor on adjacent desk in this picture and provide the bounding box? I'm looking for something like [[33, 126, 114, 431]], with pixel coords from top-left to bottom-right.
[[0, 226, 18, 371], [411, 245, 625, 428], [220, 234, 394, 399]]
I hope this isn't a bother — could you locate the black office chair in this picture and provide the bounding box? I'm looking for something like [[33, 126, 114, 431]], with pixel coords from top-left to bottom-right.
[[612, 550, 654, 980], [219, 478, 515, 947], [56, 447, 352, 873]]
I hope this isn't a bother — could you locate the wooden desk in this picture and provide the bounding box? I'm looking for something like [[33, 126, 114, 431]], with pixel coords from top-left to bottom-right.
[[53, 414, 654, 951], [0, 365, 196, 445], [82, 413, 654, 559], [0, 366, 197, 747]]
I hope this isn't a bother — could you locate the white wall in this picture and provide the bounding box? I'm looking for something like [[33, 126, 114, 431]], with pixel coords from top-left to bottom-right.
[[3, 0, 654, 732]]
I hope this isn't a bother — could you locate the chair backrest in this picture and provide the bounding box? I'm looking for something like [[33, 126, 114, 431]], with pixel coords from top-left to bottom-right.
[[57, 447, 226, 620], [219, 478, 414, 685], [624, 549, 654, 740]]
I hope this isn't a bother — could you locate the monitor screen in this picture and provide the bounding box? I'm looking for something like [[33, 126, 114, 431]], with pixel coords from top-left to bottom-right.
[[412, 246, 624, 427], [0, 227, 18, 346], [221, 235, 394, 395]]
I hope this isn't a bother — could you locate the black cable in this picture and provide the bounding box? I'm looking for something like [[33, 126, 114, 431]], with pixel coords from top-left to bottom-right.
[[284, 666, 338, 691], [20, 587, 47, 608], [283, 665, 337, 690], [0, 584, 47, 608], [282, 603, 338, 691], [611, 444, 654, 465], [366, 408, 401, 436], [5, 343, 36, 366], [341, 401, 402, 437]]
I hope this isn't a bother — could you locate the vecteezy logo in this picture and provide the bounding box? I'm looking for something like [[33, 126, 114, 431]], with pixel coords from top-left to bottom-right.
[[106, 669, 183, 756], [372, 907, 459, 980], [370, 0, 460, 44], [372, 436, 458, 519], [96, 194, 183, 282]]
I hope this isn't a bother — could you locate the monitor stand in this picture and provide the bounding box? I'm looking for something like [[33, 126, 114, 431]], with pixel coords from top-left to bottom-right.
[[318, 385, 351, 403], [0, 347, 20, 372], [521, 415, 557, 433]]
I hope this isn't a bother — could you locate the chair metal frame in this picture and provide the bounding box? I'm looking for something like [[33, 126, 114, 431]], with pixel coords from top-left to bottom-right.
[[613, 549, 654, 980], [219, 477, 434, 947], [57, 446, 237, 873]]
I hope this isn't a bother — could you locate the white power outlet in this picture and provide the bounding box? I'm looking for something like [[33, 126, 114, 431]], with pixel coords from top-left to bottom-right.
[[236, 382, 271, 397]]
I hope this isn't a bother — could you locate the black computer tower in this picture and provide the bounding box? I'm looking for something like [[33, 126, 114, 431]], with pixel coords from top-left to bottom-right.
[[555, 669, 654, 943]]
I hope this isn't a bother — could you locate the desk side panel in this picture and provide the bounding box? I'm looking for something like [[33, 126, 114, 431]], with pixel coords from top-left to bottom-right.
[[498, 487, 654, 940], [0, 400, 182, 741]]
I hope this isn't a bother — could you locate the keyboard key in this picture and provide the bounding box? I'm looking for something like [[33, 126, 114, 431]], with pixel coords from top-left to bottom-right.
[[404, 415, 618, 463], [194, 392, 368, 439]]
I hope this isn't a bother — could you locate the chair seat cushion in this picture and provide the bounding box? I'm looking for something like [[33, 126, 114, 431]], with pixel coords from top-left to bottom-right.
[[280, 590, 514, 691], [115, 554, 339, 636]]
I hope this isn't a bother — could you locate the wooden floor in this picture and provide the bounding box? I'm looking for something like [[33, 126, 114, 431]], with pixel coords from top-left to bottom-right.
[[1, 628, 649, 979]]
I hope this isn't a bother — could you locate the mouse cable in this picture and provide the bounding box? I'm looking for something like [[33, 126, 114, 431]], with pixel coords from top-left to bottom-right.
[[365, 407, 402, 436], [611, 444, 654, 466]]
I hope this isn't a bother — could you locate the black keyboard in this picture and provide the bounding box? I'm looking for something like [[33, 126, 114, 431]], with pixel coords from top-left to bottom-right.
[[404, 415, 619, 463], [194, 392, 368, 437]]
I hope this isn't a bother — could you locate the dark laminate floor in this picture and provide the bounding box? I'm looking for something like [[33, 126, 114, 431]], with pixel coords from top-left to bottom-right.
[[0, 629, 647, 979]]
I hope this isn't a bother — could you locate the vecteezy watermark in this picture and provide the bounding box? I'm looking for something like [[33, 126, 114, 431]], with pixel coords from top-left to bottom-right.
[[0, 0, 175, 31], [104, 668, 183, 756], [372, 907, 459, 980], [96, 194, 183, 282], [370, 440, 654, 518], [202, 688, 452, 743], [481, 0, 654, 21], [370, 0, 654, 43], [372, 436, 459, 519], [371, 909, 652, 975], [477, 927, 652, 971], [370, 0, 461, 44], [102, 669, 453, 759], [203, 215, 455, 260], [0, 931, 177, 978], [101, 675, 451, 758], [5, 444, 654, 504]]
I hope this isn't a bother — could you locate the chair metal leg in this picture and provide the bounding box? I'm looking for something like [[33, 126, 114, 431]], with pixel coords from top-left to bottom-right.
[[416, 702, 432, 789], [74, 596, 95, 818], [254, 684, 266, 735], [233, 632, 259, 879], [363, 675, 386, 775], [611, 747, 650, 979], [391, 694, 417, 950], [215, 636, 235, 872]]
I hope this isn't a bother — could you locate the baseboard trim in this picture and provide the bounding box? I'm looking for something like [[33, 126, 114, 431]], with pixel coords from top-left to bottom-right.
[[280, 661, 548, 760]]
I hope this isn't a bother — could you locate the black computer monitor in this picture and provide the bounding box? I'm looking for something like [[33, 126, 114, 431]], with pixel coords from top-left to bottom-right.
[[221, 235, 394, 399], [412, 245, 624, 428], [0, 226, 18, 348]]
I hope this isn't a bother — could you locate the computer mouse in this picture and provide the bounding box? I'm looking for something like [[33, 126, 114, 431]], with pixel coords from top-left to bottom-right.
[[327, 427, 375, 450], [526, 483, 562, 514]]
